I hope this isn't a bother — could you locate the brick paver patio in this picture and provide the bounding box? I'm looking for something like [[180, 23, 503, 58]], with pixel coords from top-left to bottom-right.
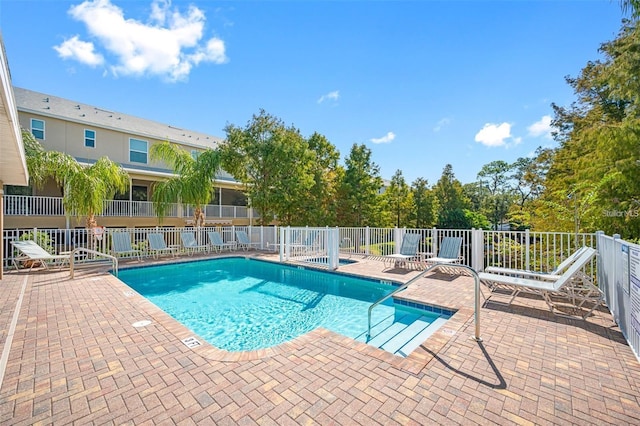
[[1, 253, 639, 425]]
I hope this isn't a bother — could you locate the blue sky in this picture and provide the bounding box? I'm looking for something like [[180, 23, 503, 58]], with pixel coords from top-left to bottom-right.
[[0, 0, 625, 184]]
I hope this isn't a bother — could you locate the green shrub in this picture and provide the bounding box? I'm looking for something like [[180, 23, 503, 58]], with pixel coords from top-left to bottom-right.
[[18, 231, 54, 254]]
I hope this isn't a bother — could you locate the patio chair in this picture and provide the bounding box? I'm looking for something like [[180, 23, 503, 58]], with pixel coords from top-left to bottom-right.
[[422, 237, 463, 267], [111, 231, 142, 261], [382, 233, 421, 270], [10, 240, 71, 271], [180, 232, 208, 256], [147, 233, 179, 259], [484, 246, 589, 281], [208, 231, 237, 252], [235, 230, 260, 251], [479, 247, 602, 318]]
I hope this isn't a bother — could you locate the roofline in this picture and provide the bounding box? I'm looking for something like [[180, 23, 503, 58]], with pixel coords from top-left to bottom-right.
[[18, 105, 220, 151]]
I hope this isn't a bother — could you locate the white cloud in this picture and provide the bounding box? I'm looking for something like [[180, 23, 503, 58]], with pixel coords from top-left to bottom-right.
[[54, 0, 227, 82], [317, 90, 340, 104], [527, 115, 553, 139], [474, 122, 513, 147], [370, 131, 395, 144], [433, 117, 451, 132], [54, 35, 104, 66]]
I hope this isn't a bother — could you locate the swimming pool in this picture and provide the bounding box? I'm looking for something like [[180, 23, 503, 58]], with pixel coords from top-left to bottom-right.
[[117, 257, 449, 352]]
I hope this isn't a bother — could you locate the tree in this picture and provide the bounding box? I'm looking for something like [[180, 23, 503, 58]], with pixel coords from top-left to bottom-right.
[[542, 20, 640, 237], [411, 177, 438, 228], [23, 129, 129, 228], [220, 110, 315, 225], [508, 150, 552, 230], [621, 0, 640, 17], [476, 160, 513, 230], [300, 132, 341, 225], [150, 141, 222, 227], [433, 164, 471, 228], [336, 144, 383, 227], [384, 170, 414, 227]]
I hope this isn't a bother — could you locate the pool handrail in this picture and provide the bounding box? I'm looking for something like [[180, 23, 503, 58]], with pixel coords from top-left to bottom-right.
[[367, 263, 482, 342], [70, 247, 118, 278]]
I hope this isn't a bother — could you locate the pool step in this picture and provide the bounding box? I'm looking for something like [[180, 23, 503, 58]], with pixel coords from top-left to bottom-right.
[[359, 306, 449, 357]]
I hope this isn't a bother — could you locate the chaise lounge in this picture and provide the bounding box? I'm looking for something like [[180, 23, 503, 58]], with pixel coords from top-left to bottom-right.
[[479, 246, 601, 318], [11, 240, 71, 271]]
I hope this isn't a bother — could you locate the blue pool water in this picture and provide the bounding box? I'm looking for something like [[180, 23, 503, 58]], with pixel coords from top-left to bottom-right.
[[117, 258, 446, 352]]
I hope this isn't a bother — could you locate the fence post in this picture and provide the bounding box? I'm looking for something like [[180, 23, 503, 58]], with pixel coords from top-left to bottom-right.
[[394, 227, 402, 254], [611, 232, 620, 322], [471, 229, 483, 271], [432, 227, 438, 256], [365, 227, 370, 256], [327, 227, 339, 270], [280, 226, 287, 261], [525, 228, 530, 271]]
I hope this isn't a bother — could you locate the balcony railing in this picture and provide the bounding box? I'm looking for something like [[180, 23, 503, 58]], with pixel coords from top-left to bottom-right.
[[3, 195, 257, 219]]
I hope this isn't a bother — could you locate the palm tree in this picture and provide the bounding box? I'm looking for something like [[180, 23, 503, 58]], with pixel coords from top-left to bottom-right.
[[23, 129, 129, 228], [621, 0, 640, 16], [150, 141, 222, 227]]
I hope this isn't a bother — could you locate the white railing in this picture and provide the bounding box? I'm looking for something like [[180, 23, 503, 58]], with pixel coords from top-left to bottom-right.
[[185, 204, 254, 219], [1, 224, 601, 274], [4, 195, 257, 219], [3, 195, 65, 216], [481, 229, 598, 272], [2, 225, 279, 269]]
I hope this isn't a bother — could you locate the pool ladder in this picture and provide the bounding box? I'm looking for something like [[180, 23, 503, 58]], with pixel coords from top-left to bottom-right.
[[366, 263, 482, 342]]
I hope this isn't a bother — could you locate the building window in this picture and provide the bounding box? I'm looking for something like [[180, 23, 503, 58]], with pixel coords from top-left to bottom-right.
[[31, 119, 45, 140], [85, 129, 96, 148], [191, 150, 200, 160], [129, 138, 148, 164]]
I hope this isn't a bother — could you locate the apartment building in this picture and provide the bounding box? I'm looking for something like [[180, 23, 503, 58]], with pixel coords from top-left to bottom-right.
[[0, 37, 29, 279], [4, 87, 253, 230]]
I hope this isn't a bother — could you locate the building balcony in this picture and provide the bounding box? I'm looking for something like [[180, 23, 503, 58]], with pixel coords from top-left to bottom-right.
[[3, 195, 257, 221]]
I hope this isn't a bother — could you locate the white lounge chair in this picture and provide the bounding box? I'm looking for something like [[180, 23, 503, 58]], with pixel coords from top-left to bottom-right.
[[484, 246, 589, 281], [11, 240, 71, 271], [147, 233, 179, 259], [383, 233, 421, 270], [208, 231, 236, 252], [235, 230, 260, 251], [111, 232, 142, 260], [180, 232, 208, 256], [479, 247, 601, 318]]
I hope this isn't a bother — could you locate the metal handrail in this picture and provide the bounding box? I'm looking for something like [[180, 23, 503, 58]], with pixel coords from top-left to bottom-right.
[[69, 247, 118, 278], [367, 263, 482, 342]]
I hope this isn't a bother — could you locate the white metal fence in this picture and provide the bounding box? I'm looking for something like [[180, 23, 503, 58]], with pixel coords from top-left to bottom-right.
[[3, 225, 602, 272], [597, 232, 640, 361], [1, 226, 278, 267]]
